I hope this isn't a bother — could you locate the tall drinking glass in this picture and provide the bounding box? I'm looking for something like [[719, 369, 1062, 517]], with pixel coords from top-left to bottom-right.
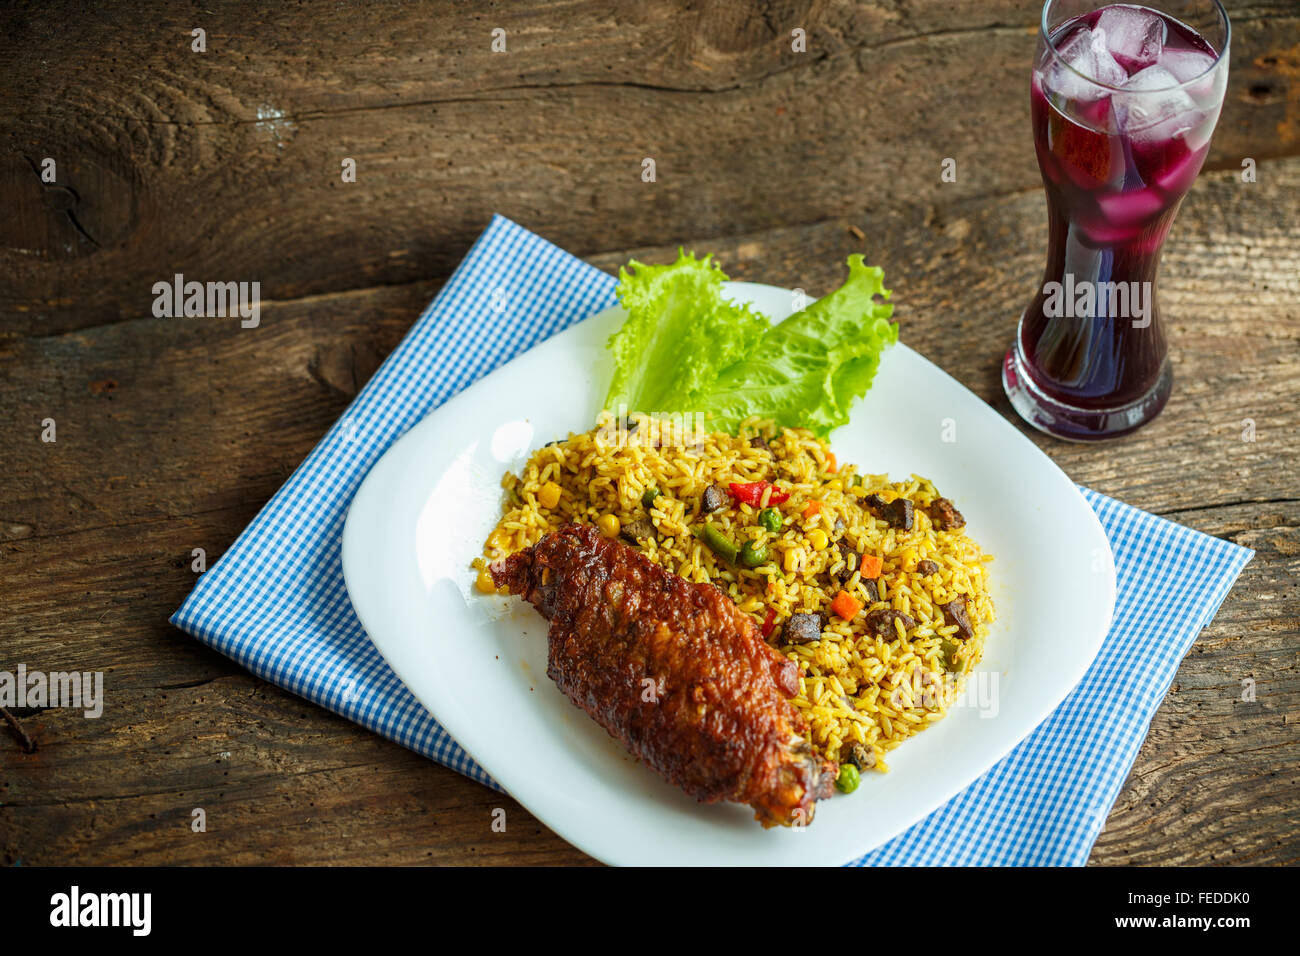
[[1003, 1, 1229, 440]]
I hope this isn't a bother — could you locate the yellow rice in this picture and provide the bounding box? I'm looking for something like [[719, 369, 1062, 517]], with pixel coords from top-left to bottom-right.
[[475, 412, 994, 773]]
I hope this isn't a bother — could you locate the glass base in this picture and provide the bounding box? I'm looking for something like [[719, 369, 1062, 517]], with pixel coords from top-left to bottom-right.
[[1002, 342, 1172, 442]]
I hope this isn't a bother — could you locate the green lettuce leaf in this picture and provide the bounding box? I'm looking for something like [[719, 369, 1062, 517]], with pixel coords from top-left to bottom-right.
[[602, 251, 897, 438], [688, 255, 897, 436], [604, 251, 770, 415]]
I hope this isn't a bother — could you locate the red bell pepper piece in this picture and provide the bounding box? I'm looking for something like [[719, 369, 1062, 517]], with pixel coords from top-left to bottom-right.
[[760, 607, 778, 638], [728, 481, 790, 507]]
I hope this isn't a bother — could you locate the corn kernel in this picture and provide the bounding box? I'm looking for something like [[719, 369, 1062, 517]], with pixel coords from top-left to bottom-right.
[[808, 529, 828, 550], [597, 514, 621, 538], [783, 548, 804, 573], [475, 569, 497, 594], [538, 481, 562, 509]]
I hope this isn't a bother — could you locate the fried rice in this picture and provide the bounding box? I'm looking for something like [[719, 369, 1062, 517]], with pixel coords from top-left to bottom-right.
[[474, 412, 994, 774]]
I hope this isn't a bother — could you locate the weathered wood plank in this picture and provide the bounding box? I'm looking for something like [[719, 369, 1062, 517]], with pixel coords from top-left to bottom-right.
[[1089, 501, 1300, 866], [3, 1, 1297, 333], [7, 159, 1295, 540], [1, 495, 1291, 865], [0, 673, 595, 866], [1, 152, 1296, 865]]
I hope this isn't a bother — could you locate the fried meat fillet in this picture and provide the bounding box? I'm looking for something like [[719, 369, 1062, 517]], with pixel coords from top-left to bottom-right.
[[491, 523, 836, 827]]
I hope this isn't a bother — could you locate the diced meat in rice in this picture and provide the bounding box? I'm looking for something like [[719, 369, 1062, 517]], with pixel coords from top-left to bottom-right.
[[929, 497, 965, 531], [864, 608, 915, 638], [865, 494, 914, 531], [701, 483, 729, 513], [783, 612, 825, 645]]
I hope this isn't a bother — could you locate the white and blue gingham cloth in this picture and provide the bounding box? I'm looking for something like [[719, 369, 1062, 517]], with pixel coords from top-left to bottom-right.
[[171, 215, 1254, 865]]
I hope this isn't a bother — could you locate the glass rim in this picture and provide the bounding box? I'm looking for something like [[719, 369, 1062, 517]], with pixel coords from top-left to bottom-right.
[[1040, 0, 1230, 94]]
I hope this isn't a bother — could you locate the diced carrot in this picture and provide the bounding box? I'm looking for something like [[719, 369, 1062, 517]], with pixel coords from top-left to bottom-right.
[[825, 452, 838, 473], [802, 500, 822, 519], [859, 554, 883, 579], [830, 590, 862, 620]]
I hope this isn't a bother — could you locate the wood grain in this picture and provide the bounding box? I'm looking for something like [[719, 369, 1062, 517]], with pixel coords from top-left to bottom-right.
[[3, 0, 1298, 332], [1, 0, 1297, 866]]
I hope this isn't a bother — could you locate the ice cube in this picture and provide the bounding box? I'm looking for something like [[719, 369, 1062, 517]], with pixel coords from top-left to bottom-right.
[[1158, 46, 1221, 101], [1097, 4, 1166, 73], [1124, 65, 1188, 94], [1116, 66, 1200, 139], [1047, 24, 1127, 102], [1087, 29, 1130, 87], [1097, 186, 1167, 227], [1161, 48, 1215, 84]]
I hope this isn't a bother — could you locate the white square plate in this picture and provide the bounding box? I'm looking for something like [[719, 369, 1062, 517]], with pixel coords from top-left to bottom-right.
[[342, 282, 1116, 866]]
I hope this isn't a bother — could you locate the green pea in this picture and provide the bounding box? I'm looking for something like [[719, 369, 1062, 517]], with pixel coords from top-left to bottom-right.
[[740, 540, 768, 568], [758, 507, 783, 533], [835, 763, 861, 794], [641, 486, 660, 508]]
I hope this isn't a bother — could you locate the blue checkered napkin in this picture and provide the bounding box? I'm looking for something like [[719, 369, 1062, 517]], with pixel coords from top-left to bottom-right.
[[859, 488, 1252, 865], [171, 215, 619, 790], [172, 215, 1253, 864]]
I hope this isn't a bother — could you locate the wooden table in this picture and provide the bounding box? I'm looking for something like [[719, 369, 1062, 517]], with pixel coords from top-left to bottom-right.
[[2, 0, 1296, 866]]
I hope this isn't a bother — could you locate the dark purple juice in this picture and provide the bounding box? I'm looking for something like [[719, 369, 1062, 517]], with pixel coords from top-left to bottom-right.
[[1011, 3, 1225, 436]]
